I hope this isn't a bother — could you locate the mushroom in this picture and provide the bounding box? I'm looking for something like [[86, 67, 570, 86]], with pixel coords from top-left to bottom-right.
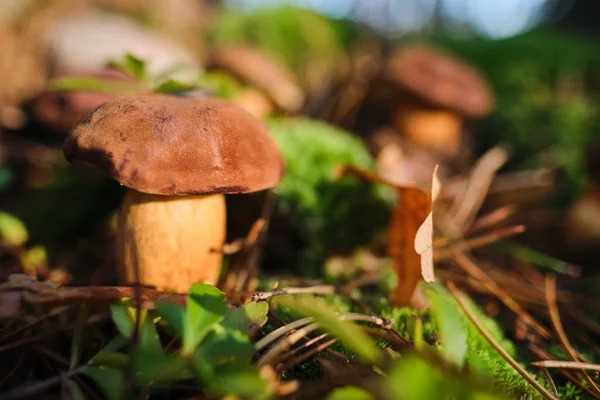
[[63, 94, 284, 292], [31, 68, 134, 134], [378, 45, 493, 160], [208, 46, 305, 117]]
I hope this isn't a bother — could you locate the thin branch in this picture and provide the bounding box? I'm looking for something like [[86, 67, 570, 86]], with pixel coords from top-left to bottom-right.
[[530, 345, 600, 399], [466, 205, 518, 234], [0, 365, 86, 399], [452, 251, 552, 339], [252, 285, 335, 301], [276, 338, 338, 373], [434, 225, 525, 260], [446, 146, 508, 237], [532, 360, 600, 371], [447, 281, 558, 400], [539, 368, 559, 399], [256, 313, 390, 367]]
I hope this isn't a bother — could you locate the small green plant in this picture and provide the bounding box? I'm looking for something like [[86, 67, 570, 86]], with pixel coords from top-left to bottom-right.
[[70, 283, 271, 400], [266, 117, 394, 275], [48, 54, 203, 96]]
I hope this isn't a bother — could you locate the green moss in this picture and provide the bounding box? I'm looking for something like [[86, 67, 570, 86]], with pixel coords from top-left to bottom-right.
[[424, 285, 544, 399], [267, 117, 394, 276], [209, 6, 348, 91]]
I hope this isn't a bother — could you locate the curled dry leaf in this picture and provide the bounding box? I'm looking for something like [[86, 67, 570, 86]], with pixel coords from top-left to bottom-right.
[[334, 164, 441, 307], [415, 165, 441, 283]]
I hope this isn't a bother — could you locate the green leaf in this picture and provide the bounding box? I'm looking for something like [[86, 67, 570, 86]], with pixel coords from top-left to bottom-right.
[[71, 304, 89, 369], [67, 379, 87, 400], [426, 288, 469, 370], [183, 283, 229, 355], [47, 77, 139, 94], [83, 366, 124, 400], [276, 296, 378, 363], [0, 211, 28, 246], [221, 302, 269, 335], [133, 349, 188, 385], [153, 79, 198, 94], [197, 328, 255, 366], [92, 335, 128, 361], [327, 387, 374, 400], [90, 352, 129, 368], [196, 71, 242, 99], [109, 305, 163, 354], [155, 301, 185, 336], [107, 53, 147, 80], [205, 367, 272, 399]]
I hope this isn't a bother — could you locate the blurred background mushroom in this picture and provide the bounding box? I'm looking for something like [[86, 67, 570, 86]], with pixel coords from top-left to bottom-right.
[[207, 46, 305, 117]]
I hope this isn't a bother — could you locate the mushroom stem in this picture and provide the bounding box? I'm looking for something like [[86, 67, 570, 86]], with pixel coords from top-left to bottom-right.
[[117, 189, 226, 293], [391, 96, 463, 159]]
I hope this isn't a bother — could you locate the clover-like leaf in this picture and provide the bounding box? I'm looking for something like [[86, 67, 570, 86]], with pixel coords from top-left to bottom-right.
[[427, 288, 468, 370], [221, 301, 269, 335], [155, 301, 185, 336], [198, 328, 255, 366], [204, 366, 272, 399], [133, 349, 189, 385], [83, 367, 125, 400], [183, 283, 229, 355], [109, 304, 163, 355]]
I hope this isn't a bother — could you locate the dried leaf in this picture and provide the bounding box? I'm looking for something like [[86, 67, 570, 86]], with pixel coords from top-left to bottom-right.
[[415, 166, 441, 283], [333, 164, 441, 307], [389, 183, 429, 306]]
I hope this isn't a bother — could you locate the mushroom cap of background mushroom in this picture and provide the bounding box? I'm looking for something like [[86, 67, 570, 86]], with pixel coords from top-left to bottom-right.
[[381, 45, 494, 118], [208, 46, 305, 113], [64, 94, 285, 195], [31, 68, 133, 134]]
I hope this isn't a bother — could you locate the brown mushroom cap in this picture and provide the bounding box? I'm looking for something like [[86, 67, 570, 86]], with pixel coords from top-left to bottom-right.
[[381, 45, 494, 118], [208, 46, 305, 113], [64, 94, 285, 195]]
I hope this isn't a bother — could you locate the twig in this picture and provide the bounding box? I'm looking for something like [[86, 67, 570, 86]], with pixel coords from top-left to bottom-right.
[[33, 344, 71, 366], [255, 316, 315, 352], [277, 333, 330, 363], [466, 205, 518, 235], [452, 251, 552, 339], [0, 365, 86, 399], [257, 313, 390, 367], [276, 338, 338, 373], [0, 306, 71, 343], [434, 225, 525, 260], [252, 285, 335, 301], [530, 345, 600, 399], [545, 275, 600, 395], [0, 352, 25, 387], [446, 146, 508, 238], [443, 168, 553, 198], [447, 281, 558, 400], [532, 360, 600, 371], [539, 368, 559, 399], [3, 285, 188, 307]]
